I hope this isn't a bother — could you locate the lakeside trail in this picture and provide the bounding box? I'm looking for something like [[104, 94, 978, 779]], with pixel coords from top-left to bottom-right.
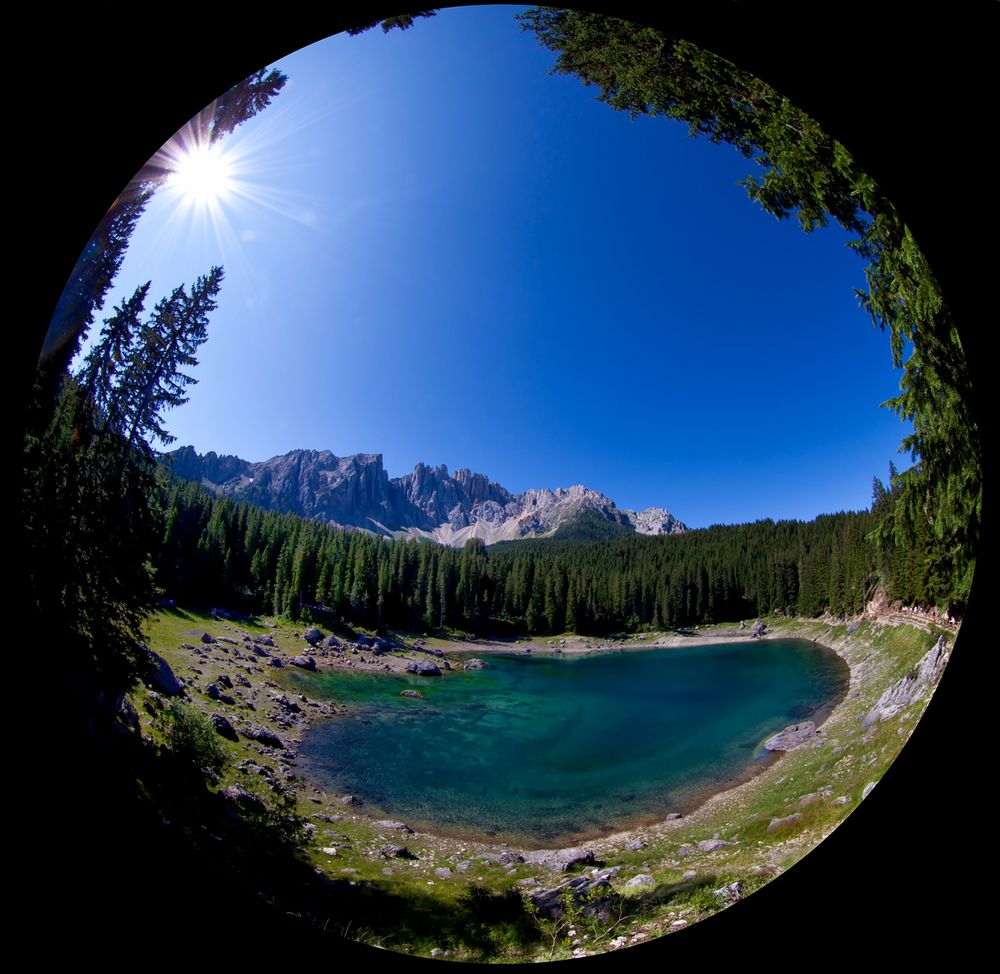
[[140, 609, 956, 961]]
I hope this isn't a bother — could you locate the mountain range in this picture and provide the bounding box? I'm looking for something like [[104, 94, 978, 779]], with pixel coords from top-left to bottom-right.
[[164, 446, 687, 546]]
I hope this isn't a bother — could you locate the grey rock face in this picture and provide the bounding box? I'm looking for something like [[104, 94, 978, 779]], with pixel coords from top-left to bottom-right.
[[862, 635, 950, 728], [164, 446, 687, 547]]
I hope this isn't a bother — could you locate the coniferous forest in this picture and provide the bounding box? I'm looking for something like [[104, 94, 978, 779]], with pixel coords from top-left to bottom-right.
[[153, 469, 957, 637]]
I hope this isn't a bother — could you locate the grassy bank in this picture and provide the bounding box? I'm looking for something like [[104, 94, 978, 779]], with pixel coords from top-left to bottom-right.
[[133, 609, 953, 962]]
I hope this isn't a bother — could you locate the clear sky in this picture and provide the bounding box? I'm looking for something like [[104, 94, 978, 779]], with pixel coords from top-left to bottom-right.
[[76, 4, 912, 530]]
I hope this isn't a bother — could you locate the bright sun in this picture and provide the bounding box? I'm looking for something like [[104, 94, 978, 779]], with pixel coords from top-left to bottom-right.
[[167, 142, 235, 207]]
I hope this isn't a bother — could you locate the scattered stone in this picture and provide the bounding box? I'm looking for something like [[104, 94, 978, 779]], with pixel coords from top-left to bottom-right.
[[713, 881, 744, 904], [682, 870, 697, 880], [847, 619, 861, 635], [215, 673, 233, 689], [498, 850, 524, 867], [320, 847, 338, 856], [624, 839, 645, 852], [323, 635, 341, 649], [676, 844, 696, 857], [199, 632, 216, 644], [289, 654, 317, 671], [434, 867, 453, 879], [763, 722, 817, 752], [340, 795, 362, 806], [621, 874, 656, 892], [303, 627, 323, 645], [834, 796, 850, 805], [400, 689, 425, 699], [464, 658, 490, 670], [210, 713, 239, 741], [375, 820, 413, 832], [380, 844, 416, 859], [796, 791, 831, 808], [696, 839, 735, 852], [666, 812, 682, 820], [767, 813, 803, 832], [266, 657, 285, 668]]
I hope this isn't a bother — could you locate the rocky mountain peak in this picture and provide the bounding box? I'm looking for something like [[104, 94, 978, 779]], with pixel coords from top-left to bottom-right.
[[163, 446, 687, 546]]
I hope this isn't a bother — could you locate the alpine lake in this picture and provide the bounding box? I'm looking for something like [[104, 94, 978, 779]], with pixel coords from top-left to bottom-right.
[[284, 639, 848, 849]]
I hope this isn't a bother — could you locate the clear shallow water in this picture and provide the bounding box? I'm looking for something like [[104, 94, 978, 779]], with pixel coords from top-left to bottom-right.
[[289, 639, 848, 847]]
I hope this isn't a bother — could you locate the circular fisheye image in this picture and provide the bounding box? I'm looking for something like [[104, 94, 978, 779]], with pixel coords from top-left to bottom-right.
[[24, 5, 984, 965]]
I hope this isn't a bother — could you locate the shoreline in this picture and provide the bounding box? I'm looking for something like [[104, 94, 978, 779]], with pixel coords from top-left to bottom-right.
[[291, 620, 856, 855]]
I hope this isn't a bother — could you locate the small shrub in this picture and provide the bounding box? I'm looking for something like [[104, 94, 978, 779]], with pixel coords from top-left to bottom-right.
[[163, 700, 228, 772]]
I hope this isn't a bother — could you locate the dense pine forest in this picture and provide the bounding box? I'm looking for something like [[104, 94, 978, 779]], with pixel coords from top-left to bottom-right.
[[154, 470, 956, 636]]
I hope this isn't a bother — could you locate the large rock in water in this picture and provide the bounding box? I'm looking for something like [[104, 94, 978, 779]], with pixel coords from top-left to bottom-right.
[[763, 721, 817, 751], [464, 658, 490, 670]]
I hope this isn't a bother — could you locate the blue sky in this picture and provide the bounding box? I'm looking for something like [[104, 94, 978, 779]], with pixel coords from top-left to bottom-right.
[[76, 5, 912, 529]]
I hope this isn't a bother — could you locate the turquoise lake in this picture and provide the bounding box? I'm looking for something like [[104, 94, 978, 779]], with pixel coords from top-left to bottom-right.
[[289, 639, 848, 847]]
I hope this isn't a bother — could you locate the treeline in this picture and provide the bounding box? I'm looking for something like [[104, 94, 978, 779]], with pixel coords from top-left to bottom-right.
[[154, 473, 957, 636]]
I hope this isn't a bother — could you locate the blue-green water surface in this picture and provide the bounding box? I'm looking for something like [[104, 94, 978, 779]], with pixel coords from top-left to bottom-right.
[[290, 639, 847, 847]]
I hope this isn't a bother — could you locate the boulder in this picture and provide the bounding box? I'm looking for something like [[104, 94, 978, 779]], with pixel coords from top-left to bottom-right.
[[324, 635, 341, 649], [763, 721, 817, 752], [146, 648, 183, 697], [713, 881, 744, 904], [464, 658, 490, 670], [290, 654, 317, 671], [767, 813, 803, 832], [303, 627, 323, 645], [523, 847, 598, 873], [529, 875, 617, 921], [373, 637, 391, 653], [375, 820, 413, 832], [406, 660, 442, 677], [210, 713, 239, 741], [400, 689, 425, 699], [242, 724, 283, 749], [199, 632, 215, 644], [621, 874, 656, 892], [696, 839, 735, 853]]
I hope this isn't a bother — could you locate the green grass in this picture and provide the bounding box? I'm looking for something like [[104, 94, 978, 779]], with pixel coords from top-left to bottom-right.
[[133, 607, 953, 961]]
